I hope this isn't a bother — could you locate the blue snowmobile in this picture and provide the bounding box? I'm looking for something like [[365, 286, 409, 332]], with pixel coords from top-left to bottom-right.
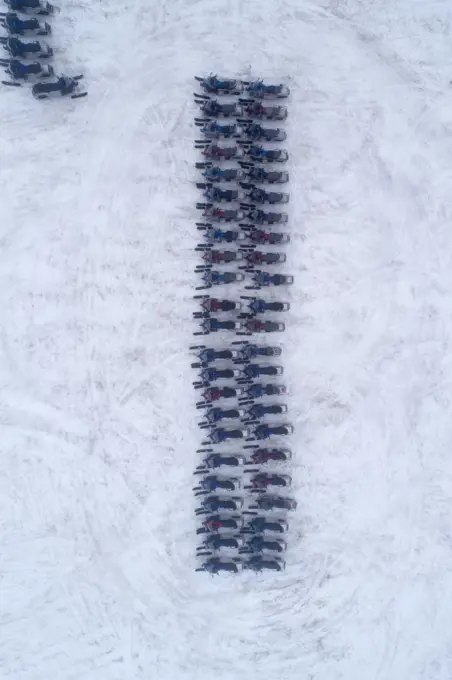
[[241, 383, 286, 400], [253, 423, 293, 440], [242, 297, 290, 315], [1, 57, 53, 80], [2, 12, 50, 35], [197, 270, 244, 290], [198, 164, 246, 183], [1, 36, 52, 58], [4, 0, 54, 14], [198, 226, 245, 244], [196, 74, 244, 95], [244, 146, 289, 164], [245, 80, 290, 99], [248, 271, 294, 288]]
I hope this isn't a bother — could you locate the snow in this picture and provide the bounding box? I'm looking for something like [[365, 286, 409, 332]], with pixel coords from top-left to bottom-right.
[[2, 0, 452, 678]]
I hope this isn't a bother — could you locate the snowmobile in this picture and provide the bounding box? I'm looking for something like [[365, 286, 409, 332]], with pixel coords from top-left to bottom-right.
[[243, 146, 289, 164], [193, 475, 241, 493], [240, 123, 287, 142], [197, 225, 245, 244], [196, 558, 240, 574], [198, 515, 244, 534], [239, 163, 289, 184], [252, 495, 297, 512], [196, 366, 241, 384], [2, 12, 50, 35], [247, 447, 292, 465], [246, 271, 294, 289], [4, 0, 54, 14], [245, 80, 290, 99], [196, 318, 242, 335], [196, 495, 244, 514], [232, 341, 282, 362], [195, 74, 244, 95], [243, 556, 285, 572], [240, 99, 288, 121], [197, 249, 244, 265], [0, 57, 53, 80], [241, 297, 290, 315], [198, 185, 244, 203], [194, 454, 248, 472], [193, 297, 242, 318], [242, 208, 288, 225], [32, 75, 85, 100], [191, 343, 240, 364], [253, 423, 294, 440], [195, 96, 243, 118], [239, 384, 286, 401], [242, 226, 290, 245], [201, 407, 245, 425], [242, 516, 288, 534], [240, 184, 289, 205], [196, 121, 244, 139], [241, 536, 286, 554], [246, 473, 291, 491], [204, 427, 250, 445], [196, 270, 244, 290], [243, 251, 287, 267], [0, 36, 52, 58], [197, 143, 244, 161], [239, 364, 283, 381], [197, 204, 245, 223], [243, 319, 285, 334], [245, 404, 288, 421], [196, 162, 247, 182], [199, 535, 245, 551], [196, 386, 244, 407]]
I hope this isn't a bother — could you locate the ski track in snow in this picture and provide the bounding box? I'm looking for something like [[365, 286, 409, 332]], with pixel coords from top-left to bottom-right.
[[2, 0, 452, 678]]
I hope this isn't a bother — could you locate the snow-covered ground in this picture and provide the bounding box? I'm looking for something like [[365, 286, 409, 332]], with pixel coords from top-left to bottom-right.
[[3, 0, 452, 678]]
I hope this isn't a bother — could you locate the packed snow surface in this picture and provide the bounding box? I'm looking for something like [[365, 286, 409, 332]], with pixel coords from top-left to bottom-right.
[[2, 0, 452, 678]]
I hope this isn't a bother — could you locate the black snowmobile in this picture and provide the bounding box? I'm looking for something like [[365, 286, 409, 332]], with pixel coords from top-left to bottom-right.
[[196, 317, 242, 335], [198, 184, 244, 203], [0, 36, 52, 58], [242, 516, 288, 534], [196, 162, 247, 183], [240, 99, 288, 121], [196, 385, 244, 408], [194, 454, 248, 473], [197, 248, 243, 265], [239, 364, 283, 381], [245, 403, 288, 421], [243, 251, 287, 267], [243, 146, 289, 164], [240, 184, 289, 205], [247, 447, 292, 465], [242, 208, 288, 225], [240, 296, 290, 316], [240, 123, 287, 142], [251, 495, 297, 512], [2, 12, 50, 35], [245, 80, 290, 99], [241, 536, 286, 553], [252, 423, 294, 440], [239, 163, 289, 184], [196, 269, 244, 290], [32, 75, 85, 100], [243, 556, 285, 572], [195, 95, 243, 118], [232, 341, 282, 362], [201, 406, 245, 426], [196, 142, 244, 161], [196, 558, 240, 574], [239, 384, 287, 401], [197, 204, 245, 222], [242, 226, 290, 245], [243, 319, 285, 334]]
